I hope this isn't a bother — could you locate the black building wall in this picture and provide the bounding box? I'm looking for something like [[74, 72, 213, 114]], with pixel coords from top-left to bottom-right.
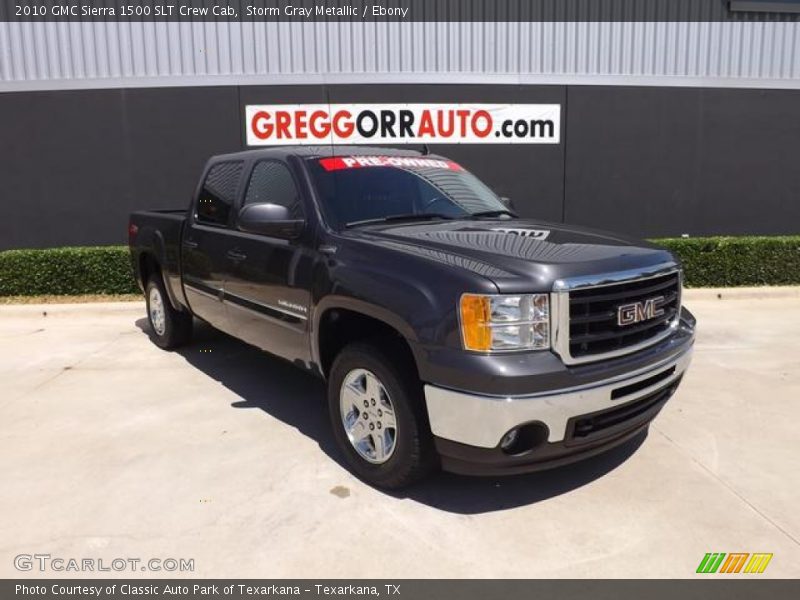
[[565, 86, 800, 236], [1, 83, 798, 250], [0, 86, 241, 250]]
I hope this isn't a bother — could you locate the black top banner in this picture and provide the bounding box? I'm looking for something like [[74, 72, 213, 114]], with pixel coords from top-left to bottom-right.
[[2, 0, 800, 22]]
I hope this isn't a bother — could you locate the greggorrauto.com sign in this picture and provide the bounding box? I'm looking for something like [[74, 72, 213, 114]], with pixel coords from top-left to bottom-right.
[[245, 104, 561, 146]]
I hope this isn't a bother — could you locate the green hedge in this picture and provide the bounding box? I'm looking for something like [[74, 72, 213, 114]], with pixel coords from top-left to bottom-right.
[[0, 246, 137, 296], [1, 237, 799, 295], [653, 236, 800, 287]]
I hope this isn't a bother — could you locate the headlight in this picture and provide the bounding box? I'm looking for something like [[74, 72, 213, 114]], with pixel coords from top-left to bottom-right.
[[459, 293, 550, 352]]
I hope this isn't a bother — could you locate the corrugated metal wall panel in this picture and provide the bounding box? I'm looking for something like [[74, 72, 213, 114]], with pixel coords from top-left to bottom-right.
[[1, 21, 800, 90]]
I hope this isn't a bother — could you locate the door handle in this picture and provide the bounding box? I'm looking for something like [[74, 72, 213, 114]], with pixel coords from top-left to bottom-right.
[[226, 249, 247, 261], [183, 239, 198, 249]]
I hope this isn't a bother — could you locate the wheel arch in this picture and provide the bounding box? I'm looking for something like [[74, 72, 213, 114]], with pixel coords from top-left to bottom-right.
[[138, 251, 161, 290], [313, 297, 422, 380], [136, 230, 182, 311]]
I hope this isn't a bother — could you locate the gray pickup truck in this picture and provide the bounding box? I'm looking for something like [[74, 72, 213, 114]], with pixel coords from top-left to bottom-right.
[[129, 146, 695, 489]]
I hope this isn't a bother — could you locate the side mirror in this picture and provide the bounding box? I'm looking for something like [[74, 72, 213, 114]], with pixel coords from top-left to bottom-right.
[[237, 203, 304, 239], [499, 196, 515, 211]]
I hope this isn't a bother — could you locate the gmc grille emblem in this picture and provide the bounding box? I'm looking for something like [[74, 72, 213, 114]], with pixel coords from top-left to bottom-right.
[[617, 296, 665, 327]]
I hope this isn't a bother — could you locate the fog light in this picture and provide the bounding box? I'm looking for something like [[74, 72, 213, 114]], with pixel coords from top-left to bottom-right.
[[500, 422, 550, 455], [500, 429, 519, 450]]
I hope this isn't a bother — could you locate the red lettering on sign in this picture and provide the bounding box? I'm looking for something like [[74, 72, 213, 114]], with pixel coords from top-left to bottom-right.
[[472, 110, 492, 138], [332, 110, 354, 138], [456, 110, 470, 136], [274, 111, 292, 139], [437, 110, 455, 137], [309, 110, 330, 138], [418, 110, 435, 138], [251, 111, 273, 140], [295, 110, 308, 139]]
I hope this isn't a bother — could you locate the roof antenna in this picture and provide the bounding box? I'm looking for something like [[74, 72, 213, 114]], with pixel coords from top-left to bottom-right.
[[421, 143, 430, 155]]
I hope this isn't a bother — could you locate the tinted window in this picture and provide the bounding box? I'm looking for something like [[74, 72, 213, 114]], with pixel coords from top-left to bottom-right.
[[306, 155, 507, 228], [196, 161, 243, 226], [245, 161, 303, 219]]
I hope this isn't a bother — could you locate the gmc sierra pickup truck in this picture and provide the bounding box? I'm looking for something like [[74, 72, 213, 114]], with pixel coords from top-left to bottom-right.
[[129, 146, 695, 489]]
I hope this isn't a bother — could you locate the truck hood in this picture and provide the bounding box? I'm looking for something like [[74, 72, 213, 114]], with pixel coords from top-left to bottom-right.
[[345, 219, 675, 293]]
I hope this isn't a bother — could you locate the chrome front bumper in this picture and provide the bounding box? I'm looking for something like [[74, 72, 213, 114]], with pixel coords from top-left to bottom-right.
[[424, 344, 693, 449]]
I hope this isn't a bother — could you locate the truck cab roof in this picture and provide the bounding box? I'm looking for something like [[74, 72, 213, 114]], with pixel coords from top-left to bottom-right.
[[210, 145, 444, 163]]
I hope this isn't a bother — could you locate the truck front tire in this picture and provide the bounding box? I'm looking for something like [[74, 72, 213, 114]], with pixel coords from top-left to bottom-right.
[[145, 275, 192, 350], [328, 341, 437, 489]]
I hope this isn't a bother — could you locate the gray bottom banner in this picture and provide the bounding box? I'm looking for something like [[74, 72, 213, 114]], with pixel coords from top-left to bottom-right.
[[4, 580, 800, 600]]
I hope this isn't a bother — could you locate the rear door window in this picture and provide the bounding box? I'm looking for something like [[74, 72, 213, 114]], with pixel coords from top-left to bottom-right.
[[195, 161, 244, 226]]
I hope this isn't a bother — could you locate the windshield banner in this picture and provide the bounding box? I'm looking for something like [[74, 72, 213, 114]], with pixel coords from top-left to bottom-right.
[[246, 103, 561, 146], [318, 156, 463, 171]]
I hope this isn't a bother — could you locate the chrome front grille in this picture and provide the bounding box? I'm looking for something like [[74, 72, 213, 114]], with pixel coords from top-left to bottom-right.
[[551, 264, 682, 365]]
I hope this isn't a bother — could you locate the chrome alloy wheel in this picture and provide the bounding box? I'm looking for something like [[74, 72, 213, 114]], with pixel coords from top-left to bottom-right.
[[148, 286, 166, 336], [339, 368, 398, 464]]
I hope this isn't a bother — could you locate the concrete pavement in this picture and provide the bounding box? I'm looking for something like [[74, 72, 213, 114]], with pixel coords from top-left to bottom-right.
[[1, 290, 799, 578]]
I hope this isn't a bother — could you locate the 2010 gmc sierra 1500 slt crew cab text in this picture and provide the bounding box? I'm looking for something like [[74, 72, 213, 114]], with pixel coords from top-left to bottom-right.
[[129, 146, 695, 489]]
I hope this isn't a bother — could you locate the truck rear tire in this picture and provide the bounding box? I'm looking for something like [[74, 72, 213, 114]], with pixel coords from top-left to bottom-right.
[[328, 341, 437, 489], [145, 275, 192, 350]]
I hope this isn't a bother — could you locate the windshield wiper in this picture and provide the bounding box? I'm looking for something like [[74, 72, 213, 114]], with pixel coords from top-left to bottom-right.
[[345, 213, 454, 228], [468, 209, 518, 219]]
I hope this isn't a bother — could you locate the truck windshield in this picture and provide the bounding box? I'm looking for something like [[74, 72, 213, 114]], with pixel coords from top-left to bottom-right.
[[306, 155, 511, 229]]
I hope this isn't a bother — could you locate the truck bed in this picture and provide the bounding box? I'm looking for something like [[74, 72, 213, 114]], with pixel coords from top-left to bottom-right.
[[129, 209, 188, 310]]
